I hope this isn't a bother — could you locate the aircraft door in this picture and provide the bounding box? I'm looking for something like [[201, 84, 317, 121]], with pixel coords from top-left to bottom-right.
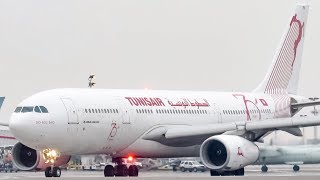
[[117, 98, 131, 124], [61, 98, 79, 124], [212, 103, 222, 123], [122, 108, 131, 124]]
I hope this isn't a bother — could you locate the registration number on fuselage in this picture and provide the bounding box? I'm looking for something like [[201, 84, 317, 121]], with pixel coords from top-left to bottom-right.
[[35, 120, 55, 125]]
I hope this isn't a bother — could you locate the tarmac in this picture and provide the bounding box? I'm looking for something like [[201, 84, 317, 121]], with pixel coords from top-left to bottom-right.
[[0, 165, 320, 179]]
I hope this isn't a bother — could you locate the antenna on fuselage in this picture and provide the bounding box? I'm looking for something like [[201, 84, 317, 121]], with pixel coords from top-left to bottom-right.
[[88, 74, 96, 88]]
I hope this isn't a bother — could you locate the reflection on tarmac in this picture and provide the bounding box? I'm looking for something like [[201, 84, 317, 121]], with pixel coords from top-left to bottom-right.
[[0, 165, 320, 179]]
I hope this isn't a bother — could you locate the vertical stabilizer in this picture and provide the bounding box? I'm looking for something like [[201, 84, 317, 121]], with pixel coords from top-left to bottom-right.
[[254, 5, 309, 94]]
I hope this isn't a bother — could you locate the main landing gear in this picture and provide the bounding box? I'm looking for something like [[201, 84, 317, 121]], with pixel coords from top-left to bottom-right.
[[104, 157, 139, 177], [210, 168, 244, 176], [45, 166, 61, 177]]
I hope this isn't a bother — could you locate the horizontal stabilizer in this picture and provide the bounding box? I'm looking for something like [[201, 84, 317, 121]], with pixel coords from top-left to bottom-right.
[[291, 101, 320, 108]]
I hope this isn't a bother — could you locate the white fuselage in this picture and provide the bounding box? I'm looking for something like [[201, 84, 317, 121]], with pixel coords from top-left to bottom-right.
[[9, 89, 283, 158]]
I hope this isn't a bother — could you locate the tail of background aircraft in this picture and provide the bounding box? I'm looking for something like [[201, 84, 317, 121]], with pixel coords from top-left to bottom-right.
[[254, 5, 309, 95], [0, 97, 4, 109]]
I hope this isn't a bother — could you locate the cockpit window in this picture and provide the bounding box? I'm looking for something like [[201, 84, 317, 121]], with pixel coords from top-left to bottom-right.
[[21, 106, 34, 113], [34, 106, 41, 113], [15, 106, 49, 113], [39, 106, 48, 113], [14, 107, 22, 113]]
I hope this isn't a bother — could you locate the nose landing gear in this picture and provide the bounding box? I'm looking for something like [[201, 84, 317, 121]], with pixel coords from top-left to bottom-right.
[[42, 149, 61, 177], [44, 166, 61, 177]]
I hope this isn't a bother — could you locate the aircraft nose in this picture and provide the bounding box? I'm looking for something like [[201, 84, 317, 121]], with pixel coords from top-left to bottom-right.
[[9, 114, 34, 142]]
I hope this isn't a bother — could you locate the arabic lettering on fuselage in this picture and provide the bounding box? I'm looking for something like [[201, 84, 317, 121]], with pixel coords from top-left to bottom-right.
[[168, 98, 210, 107]]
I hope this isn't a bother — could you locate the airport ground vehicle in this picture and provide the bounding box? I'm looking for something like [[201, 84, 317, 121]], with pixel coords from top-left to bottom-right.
[[4, 4, 320, 178], [0, 145, 18, 173], [180, 161, 206, 172]]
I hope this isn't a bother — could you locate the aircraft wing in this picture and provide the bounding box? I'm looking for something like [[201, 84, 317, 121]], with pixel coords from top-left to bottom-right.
[[143, 116, 320, 146]]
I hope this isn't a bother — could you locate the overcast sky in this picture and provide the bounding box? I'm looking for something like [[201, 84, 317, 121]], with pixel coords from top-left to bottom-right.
[[0, 0, 319, 141]]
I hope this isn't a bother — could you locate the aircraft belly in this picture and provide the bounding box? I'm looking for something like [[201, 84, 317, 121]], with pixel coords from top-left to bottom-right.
[[116, 138, 200, 158]]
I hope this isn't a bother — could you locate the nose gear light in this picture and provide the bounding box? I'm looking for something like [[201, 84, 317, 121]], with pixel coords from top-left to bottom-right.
[[42, 149, 60, 164]]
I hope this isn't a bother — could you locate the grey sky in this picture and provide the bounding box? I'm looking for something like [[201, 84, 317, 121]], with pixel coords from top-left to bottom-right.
[[0, 0, 319, 141]]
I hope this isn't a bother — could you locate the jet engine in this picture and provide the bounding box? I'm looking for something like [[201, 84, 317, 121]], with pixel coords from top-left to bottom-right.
[[12, 142, 70, 171], [200, 135, 259, 171]]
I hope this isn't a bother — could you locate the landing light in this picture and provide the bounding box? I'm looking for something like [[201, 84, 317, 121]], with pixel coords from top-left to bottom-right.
[[42, 149, 60, 164]]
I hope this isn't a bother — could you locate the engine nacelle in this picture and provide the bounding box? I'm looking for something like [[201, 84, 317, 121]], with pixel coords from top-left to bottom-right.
[[200, 135, 259, 171], [12, 142, 71, 171]]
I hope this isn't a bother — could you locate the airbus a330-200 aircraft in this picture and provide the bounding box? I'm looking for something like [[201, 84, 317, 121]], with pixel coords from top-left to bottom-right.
[[3, 4, 320, 177]]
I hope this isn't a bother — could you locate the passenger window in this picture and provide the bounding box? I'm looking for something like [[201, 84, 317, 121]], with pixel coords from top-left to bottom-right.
[[92, 109, 95, 113], [39, 106, 48, 113], [21, 106, 34, 113], [113, 109, 116, 113], [89, 109, 91, 113], [98, 109, 101, 113], [14, 107, 22, 113], [34, 106, 41, 113]]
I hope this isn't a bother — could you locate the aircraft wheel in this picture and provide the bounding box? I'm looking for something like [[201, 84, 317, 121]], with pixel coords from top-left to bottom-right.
[[220, 171, 234, 176], [234, 168, 244, 176], [128, 165, 139, 176], [104, 165, 114, 177], [180, 167, 185, 172], [52, 167, 61, 177], [261, 165, 268, 172], [115, 165, 128, 176], [45, 167, 53, 177], [210, 170, 220, 176], [293, 165, 300, 172]]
